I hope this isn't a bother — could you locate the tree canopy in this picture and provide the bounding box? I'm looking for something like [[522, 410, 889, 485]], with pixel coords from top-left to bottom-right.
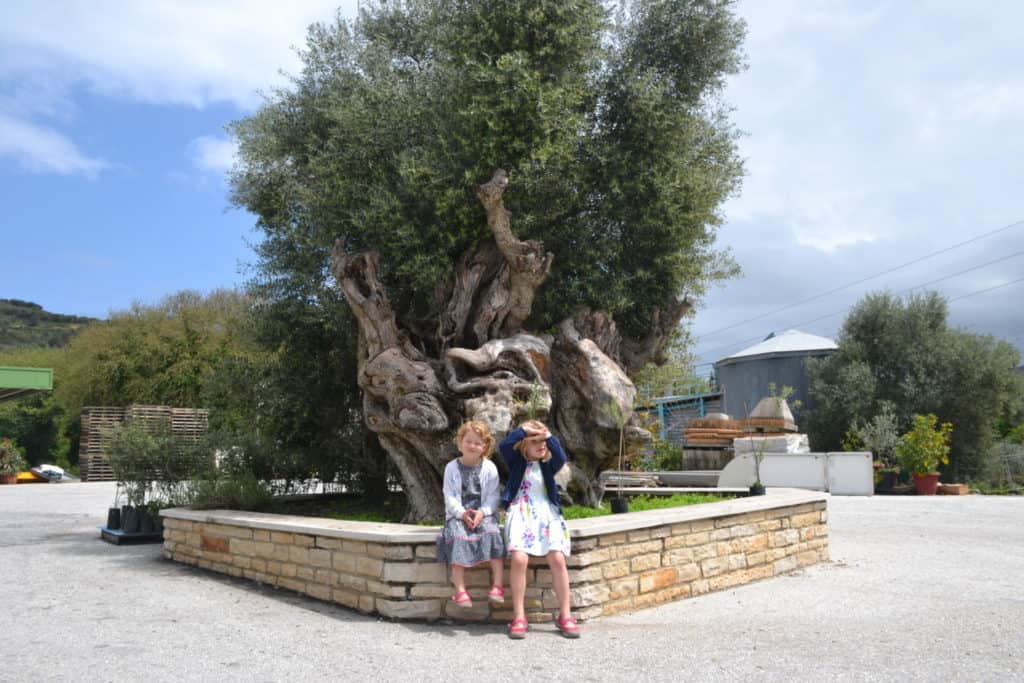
[[231, 0, 745, 342], [805, 291, 1023, 481]]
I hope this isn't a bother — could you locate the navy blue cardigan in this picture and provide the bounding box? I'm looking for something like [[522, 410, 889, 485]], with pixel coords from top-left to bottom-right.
[[499, 427, 567, 512]]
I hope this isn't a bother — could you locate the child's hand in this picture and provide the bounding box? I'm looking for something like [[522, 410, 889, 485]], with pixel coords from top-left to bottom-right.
[[462, 509, 482, 529], [524, 426, 550, 441]]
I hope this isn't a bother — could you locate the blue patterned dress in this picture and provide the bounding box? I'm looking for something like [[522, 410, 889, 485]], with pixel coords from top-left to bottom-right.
[[435, 461, 506, 566], [504, 461, 571, 556]]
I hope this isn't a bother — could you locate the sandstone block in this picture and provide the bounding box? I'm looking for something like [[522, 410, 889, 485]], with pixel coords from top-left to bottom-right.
[[608, 576, 639, 600], [202, 535, 230, 554], [289, 546, 310, 565], [599, 532, 627, 546], [572, 537, 598, 552], [410, 584, 455, 599], [773, 556, 798, 575], [270, 532, 294, 544], [366, 579, 408, 598], [685, 531, 710, 547], [639, 568, 677, 593], [662, 547, 694, 565], [307, 583, 332, 602], [309, 548, 332, 568], [332, 551, 357, 573], [729, 524, 758, 538], [566, 547, 612, 567], [630, 552, 661, 573], [342, 540, 368, 554], [315, 537, 342, 550], [602, 559, 631, 579], [355, 556, 383, 578], [570, 583, 610, 607], [332, 588, 360, 609], [627, 528, 651, 542], [701, 557, 726, 578], [382, 561, 446, 584], [791, 512, 821, 528]]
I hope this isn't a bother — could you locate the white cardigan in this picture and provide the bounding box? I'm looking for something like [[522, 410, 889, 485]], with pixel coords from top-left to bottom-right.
[[443, 457, 500, 521]]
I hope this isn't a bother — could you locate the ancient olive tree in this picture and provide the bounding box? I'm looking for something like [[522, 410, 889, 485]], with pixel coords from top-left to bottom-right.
[[231, 0, 746, 520]]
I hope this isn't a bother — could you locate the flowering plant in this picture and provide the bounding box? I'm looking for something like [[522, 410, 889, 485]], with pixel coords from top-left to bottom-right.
[[894, 414, 952, 475]]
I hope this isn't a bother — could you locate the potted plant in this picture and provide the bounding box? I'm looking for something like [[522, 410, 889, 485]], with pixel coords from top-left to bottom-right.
[[0, 438, 28, 484], [846, 406, 901, 492], [894, 414, 952, 495]]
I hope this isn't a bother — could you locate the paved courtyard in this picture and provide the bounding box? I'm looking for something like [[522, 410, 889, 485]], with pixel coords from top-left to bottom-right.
[[1, 482, 1022, 682]]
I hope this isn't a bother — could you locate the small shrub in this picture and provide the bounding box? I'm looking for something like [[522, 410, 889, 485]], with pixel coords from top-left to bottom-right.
[[185, 470, 276, 511]]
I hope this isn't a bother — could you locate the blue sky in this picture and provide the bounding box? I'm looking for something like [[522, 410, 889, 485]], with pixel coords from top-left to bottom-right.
[[2, 1, 1022, 366]]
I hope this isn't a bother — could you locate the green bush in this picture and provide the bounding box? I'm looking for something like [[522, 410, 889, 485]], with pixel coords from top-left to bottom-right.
[[0, 437, 28, 474], [185, 470, 276, 512]]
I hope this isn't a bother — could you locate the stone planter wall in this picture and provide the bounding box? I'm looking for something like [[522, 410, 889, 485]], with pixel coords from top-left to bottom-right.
[[162, 488, 828, 622]]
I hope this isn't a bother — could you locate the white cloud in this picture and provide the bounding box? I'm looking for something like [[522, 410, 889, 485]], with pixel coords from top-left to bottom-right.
[[0, 1, 358, 110], [188, 135, 238, 174], [0, 113, 106, 177]]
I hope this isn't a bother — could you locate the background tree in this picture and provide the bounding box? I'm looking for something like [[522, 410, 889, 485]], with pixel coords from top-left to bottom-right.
[[805, 291, 1023, 481], [231, 0, 746, 519]]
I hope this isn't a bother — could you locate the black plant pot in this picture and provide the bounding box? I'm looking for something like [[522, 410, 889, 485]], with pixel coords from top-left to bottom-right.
[[610, 497, 630, 514], [749, 483, 766, 496], [106, 507, 121, 530], [140, 510, 155, 534], [121, 505, 141, 533], [876, 470, 898, 493]]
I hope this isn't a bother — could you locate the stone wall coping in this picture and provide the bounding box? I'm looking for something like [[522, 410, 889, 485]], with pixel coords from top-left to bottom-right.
[[162, 488, 826, 544], [567, 488, 826, 538]]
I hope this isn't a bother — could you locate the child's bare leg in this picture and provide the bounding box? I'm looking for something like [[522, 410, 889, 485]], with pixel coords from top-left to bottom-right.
[[547, 550, 572, 618], [510, 551, 529, 619], [489, 558, 504, 587], [451, 564, 467, 594]]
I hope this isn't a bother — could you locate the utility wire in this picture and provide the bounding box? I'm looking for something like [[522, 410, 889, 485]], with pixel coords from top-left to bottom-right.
[[695, 218, 1024, 340], [694, 266, 1024, 365]]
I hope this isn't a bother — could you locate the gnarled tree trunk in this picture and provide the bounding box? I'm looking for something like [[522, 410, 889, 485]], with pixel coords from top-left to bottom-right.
[[331, 170, 689, 521]]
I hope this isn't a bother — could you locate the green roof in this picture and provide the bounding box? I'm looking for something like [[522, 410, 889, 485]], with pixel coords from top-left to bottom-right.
[[0, 366, 54, 403]]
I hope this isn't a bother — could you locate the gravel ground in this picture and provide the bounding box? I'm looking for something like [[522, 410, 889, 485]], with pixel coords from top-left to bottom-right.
[[1, 482, 1022, 682]]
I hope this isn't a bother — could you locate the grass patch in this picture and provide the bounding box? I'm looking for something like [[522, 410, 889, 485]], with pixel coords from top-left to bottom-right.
[[276, 492, 733, 524], [563, 493, 733, 520]]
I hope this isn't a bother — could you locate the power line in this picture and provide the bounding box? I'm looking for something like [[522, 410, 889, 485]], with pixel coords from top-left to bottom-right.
[[694, 271, 1024, 365], [695, 218, 1024, 341]]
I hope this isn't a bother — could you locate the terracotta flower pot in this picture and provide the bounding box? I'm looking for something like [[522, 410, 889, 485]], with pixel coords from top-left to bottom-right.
[[912, 472, 941, 495]]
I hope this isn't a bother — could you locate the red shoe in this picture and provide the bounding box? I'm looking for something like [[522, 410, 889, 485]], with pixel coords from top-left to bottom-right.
[[487, 585, 505, 604], [555, 615, 580, 639], [451, 590, 472, 608], [508, 617, 528, 640]]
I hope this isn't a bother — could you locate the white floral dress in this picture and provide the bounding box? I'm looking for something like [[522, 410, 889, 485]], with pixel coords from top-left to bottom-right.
[[504, 461, 571, 556]]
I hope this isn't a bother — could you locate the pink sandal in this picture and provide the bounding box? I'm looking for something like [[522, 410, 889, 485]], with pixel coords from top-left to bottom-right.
[[555, 615, 581, 639], [508, 617, 528, 639], [487, 585, 505, 604], [451, 590, 472, 608]]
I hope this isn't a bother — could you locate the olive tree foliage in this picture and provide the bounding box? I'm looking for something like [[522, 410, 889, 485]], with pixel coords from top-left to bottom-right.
[[805, 292, 1023, 481], [230, 0, 746, 519]]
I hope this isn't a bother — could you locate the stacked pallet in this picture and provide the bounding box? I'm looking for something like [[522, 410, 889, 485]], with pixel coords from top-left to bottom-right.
[[79, 406, 125, 481], [78, 404, 210, 481], [683, 415, 745, 447]]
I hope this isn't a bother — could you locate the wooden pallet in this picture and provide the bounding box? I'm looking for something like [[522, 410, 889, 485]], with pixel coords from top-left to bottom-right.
[[79, 404, 210, 482]]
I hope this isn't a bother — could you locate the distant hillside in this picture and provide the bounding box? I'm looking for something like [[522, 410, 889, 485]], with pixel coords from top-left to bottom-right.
[[0, 299, 98, 349]]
